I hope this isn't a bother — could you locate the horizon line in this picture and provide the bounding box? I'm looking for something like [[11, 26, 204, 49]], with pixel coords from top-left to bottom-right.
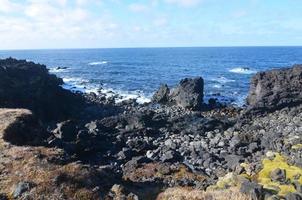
[[1, 45, 302, 51]]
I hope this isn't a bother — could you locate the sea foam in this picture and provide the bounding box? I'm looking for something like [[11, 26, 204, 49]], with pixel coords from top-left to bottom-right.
[[49, 68, 68, 73], [88, 61, 108, 66], [101, 88, 151, 104], [61, 76, 151, 104], [211, 76, 235, 83], [229, 67, 257, 74]]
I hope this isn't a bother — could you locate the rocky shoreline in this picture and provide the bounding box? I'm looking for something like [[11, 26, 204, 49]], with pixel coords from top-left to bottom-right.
[[0, 58, 301, 200]]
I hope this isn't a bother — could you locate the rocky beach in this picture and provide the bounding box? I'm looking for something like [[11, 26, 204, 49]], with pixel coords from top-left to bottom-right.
[[0, 58, 302, 200]]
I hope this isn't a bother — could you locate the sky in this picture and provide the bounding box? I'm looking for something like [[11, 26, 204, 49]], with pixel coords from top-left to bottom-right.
[[0, 0, 302, 49]]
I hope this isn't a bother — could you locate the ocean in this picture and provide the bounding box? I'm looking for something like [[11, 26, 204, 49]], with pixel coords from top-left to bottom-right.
[[1, 47, 302, 105]]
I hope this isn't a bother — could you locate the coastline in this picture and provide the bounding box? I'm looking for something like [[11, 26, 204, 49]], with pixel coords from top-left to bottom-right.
[[0, 58, 302, 200]]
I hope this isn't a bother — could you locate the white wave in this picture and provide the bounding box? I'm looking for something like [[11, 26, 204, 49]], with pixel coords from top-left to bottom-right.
[[49, 67, 68, 73], [61, 76, 151, 104], [101, 88, 151, 104], [213, 84, 222, 89], [63, 77, 89, 83], [229, 67, 257, 74], [211, 76, 235, 84], [88, 61, 108, 66]]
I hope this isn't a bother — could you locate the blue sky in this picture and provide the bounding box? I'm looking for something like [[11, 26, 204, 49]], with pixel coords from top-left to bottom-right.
[[0, 0, 302, 49]]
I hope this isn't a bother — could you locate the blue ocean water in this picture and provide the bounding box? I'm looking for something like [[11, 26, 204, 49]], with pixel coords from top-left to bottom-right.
[[1, 47, 302, 105]]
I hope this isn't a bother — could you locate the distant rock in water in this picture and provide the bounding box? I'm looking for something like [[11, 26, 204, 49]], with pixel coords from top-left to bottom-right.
[[247, 64, 302, 112], [0, 58, 83, 121], [153, 77, 204, 110]]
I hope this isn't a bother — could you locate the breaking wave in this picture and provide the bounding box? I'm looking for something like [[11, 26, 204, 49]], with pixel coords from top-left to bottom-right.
[[229, 67, 257, 74]]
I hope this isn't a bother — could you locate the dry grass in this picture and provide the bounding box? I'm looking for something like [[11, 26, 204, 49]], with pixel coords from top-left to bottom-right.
[[156, 187, 252, 200], [0, 108, 32, 135], [0, 109, 104, 199], [123, 162, 206, 183]]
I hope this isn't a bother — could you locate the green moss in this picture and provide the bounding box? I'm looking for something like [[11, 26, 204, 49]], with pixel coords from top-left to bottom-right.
[[257, 153, 302, 196], [292, 144, 302, 150]]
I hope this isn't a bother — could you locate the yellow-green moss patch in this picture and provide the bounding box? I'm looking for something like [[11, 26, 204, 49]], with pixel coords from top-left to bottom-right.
[[292, 144, 302, 150], [257, 153, 302, 196], [207, 172, 250, 190]]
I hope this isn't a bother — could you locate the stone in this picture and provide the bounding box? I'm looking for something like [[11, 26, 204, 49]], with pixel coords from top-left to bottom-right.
[[240, 180, 264, 200], [164, 139, 176, 149], [248, 142, 260, 153], [247, 65, 302, 113], [229, 135, 243, 149], [293, 181, 302, 193], [53, 120, 78, 142], [12, 181, 34, 198], [270, 168, 286, 183], [117, 148, 133, 160], [266, 151, 276, 159], [0, 194, 8, 200], [224, 154, 244, 171], [267, 195, 281, 200], [146, 150, 155, 159], [285, 193, 302, 200], [170, 77, 204, 110], [160, 150, 178, 162], [126, 111, 155, 129], [152, 84, 170, 104], [127, 193, 139, 200]]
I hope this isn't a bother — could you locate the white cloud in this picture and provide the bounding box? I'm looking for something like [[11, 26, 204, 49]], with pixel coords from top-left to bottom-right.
[[128, 3, 148, 12], [0, 0, 21, 13], [24, 2, 58, 19], [153, 17, 168, 27], [0, 0, 123, 49], [164, 0, 202, 7], [76, 0, 104, 7]]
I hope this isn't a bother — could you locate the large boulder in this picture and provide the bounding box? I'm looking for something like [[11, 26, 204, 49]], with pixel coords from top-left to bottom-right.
[[0, 58, 83, 121], [240, 180, 264, 200], [153, 77, 204, 110], [247, 65, 302, 112], [152, 84, 170, 104], [171, 77, 204, 110]]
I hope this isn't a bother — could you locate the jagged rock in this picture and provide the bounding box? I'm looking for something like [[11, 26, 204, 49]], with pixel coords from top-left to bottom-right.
[[240, 180, 264, 200], [171, 77, 204, 110], [152, 84, 170, 104], [247, 65, 302, 113], [0, 58, 84, 121], [53, 120, 79, 142]]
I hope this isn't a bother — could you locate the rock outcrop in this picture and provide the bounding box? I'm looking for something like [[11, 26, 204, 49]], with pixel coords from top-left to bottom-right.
[[152, 84, 170, 104], [153, 77, 204, 110], [0, 58, 84, 121], [0, 109, 48, 146], [247, 65, 302, 112]]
